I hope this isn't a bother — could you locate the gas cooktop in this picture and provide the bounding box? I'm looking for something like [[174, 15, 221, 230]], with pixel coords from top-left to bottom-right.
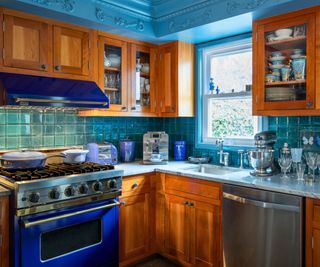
[[0, 162, 115, 181], [0, 162, 123, 215]]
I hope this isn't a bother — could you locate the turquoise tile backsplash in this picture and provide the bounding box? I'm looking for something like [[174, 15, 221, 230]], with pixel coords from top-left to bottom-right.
[[0, 107, 318, 165]]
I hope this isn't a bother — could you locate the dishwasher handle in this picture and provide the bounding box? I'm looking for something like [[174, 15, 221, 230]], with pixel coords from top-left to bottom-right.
[[223, 192, 300, 212]]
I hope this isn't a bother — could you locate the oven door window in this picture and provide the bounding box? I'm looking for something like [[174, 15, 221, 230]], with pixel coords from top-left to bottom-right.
[[41, 219, 102, 261]]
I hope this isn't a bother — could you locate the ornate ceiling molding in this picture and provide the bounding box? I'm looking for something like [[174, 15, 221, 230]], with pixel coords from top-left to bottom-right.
[[93, 0, 153, 21], [95, 8, 145, 31], [30, 0, 76, 12], [226, 0, 270, 14], [155, 0, 223, 22]]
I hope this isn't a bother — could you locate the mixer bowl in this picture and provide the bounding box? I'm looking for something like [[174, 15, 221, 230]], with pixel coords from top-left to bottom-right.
[[248, 149, 274, 175]]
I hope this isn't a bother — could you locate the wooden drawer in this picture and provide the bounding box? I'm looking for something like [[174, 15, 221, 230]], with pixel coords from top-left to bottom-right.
[[165, 174, 221, 201], [122, 175, 151, 196]]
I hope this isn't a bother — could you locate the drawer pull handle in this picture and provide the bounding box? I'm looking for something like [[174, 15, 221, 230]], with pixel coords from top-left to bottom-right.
[[41, 64, 48, 70], [54, 65, 61, 71], [132, 183, 139, 189]]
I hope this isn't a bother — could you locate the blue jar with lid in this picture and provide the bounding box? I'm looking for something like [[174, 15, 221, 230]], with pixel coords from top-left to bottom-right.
[[174, 141, 186, 161]]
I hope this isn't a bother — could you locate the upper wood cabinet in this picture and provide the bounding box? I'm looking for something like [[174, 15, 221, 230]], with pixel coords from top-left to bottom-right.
[[3, 14, 51, 72], [253, 7, 319, 116], [53, 26, 89, 76], [98, 36, 128, 112], [158, 41, 195, 117], [129, 43, 157, 114], [0, 8, 94, 81]]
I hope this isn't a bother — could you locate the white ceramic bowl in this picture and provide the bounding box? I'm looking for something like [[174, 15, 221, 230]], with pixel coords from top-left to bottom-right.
[[62, 149, 89, 164], [106, 54, 121, 69], [275, 28, 293, 38]]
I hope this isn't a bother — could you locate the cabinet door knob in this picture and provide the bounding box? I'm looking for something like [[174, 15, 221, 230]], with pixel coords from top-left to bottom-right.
[[120, 201, 126, 206], [40, 64, 48, 70], [307, 102, 313, 108], [131, 106, 136, 110], [132, 183, 139, 189], [188, 202, 194, 207], [183, 201, 189, 205], [121, 106, 127, 111], [54, 65, 61, 71]]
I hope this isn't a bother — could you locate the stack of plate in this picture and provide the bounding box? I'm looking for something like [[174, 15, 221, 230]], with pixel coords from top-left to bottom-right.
[[265, 87, 296, 101]]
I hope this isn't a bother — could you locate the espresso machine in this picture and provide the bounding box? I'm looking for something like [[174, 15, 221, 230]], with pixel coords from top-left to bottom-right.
[[248, 131, 278, 176], [143, 132, 169, 164]]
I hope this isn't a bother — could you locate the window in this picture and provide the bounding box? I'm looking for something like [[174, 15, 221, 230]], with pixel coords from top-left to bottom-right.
[[198, 36, 265, 147]]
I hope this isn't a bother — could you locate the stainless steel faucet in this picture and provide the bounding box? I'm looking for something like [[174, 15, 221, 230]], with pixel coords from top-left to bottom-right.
[[238, 150, 245, 169], [216, 139, 229, 166]]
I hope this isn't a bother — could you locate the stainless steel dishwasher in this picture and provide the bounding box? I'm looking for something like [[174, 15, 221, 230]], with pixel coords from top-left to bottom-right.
[[222, 184, 303, 267]]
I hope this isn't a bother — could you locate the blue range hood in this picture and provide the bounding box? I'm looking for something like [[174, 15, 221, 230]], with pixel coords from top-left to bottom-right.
[[0, 73, 109, 109]]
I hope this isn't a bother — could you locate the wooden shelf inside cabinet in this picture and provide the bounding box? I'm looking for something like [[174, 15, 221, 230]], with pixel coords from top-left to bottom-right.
[[105, 67, 120, 72], [265, 80, 306, 86], [266, 36, 306, 50], [105, 87, 119, 91], [139, 72, 150, 77]]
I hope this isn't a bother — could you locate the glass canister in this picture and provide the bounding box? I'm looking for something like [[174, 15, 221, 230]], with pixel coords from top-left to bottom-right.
[[174, 141, 186, 161]]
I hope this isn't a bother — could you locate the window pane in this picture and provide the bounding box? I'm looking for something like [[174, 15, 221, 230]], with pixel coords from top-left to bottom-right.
[[207, 97, 255, 139], [210, 51, 252, 93]]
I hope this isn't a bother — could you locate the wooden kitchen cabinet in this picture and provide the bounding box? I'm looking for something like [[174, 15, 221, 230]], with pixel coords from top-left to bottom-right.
[[119, 174, 156, 266], [158, 41, 195, 117], [253, 7, 318, 116], [53, 26, 90, 76], [306, 198, 320, 267], [0, 196, 9, 267], [2, 14, 51, 72], [163, 175, 222, 266], [0, 8, 94, 81]]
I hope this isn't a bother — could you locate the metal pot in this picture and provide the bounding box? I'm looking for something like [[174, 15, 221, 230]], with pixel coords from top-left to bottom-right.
[[248, 149, 274, 176], [61, 149, 89, 164], [0, 151, 63, 170]]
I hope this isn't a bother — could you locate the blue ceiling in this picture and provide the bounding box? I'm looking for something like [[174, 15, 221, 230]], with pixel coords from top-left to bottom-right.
[[1, 0, 319, 44]]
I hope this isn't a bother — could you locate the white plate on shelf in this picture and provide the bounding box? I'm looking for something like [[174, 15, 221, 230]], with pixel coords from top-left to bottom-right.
[[150, 158, 163, 163], [269, 56, 286, 61], [269, 64, 284, 70], [273, 36, 293, 41], [291, 54, 306, 59]]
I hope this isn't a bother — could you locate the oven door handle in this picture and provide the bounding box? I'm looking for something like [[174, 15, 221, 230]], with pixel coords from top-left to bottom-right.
[[22, 200, 120, 228]]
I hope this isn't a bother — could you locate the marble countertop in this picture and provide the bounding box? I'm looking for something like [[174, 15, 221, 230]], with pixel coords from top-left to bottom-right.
[[115, 161, 320, 199], [0, 185, 11, 196]]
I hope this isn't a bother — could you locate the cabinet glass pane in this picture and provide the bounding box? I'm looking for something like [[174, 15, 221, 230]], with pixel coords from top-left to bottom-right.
[[135, 51, 150, 108], [104, 45, 122, 105], [264, 24, 307, 102]]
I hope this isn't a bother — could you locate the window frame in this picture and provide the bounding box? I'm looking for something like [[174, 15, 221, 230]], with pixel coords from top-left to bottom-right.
[[195, 33, 268, 150]]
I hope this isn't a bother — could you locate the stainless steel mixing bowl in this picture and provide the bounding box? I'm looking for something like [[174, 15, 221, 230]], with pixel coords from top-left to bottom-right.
[[248, 149, 274, 176]]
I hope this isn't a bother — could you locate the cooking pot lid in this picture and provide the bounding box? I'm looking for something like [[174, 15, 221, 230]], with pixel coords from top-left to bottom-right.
[[62, 149, 89, 154], [1, 151, 47, 160]]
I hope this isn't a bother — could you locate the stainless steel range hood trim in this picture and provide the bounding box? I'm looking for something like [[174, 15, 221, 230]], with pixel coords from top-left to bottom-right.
[[15, 98, 108, 106]]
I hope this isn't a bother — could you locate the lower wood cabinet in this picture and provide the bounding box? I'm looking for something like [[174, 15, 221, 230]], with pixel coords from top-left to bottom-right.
[[0, 195, 9, 267], [119, 193, 150, 261], [306, 198, 320, 267], [119, 173, 222, 267]]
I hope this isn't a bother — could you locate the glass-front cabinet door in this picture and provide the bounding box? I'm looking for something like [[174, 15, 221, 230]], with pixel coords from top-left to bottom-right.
[[129, 44, 156, 114], [254, 13, 316, 112], [98, 37, 127, 112]]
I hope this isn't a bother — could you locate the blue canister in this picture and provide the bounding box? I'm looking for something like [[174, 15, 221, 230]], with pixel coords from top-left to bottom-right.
[[174, 141, 186, 161], [119, 138, 136, 162]]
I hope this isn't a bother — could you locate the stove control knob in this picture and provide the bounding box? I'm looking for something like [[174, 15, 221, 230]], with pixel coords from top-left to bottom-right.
[[29, 192, 40, 203], [79, 183, 89, 194], [107, 179, 117, 189], [92, 181, 103, 192], [64, 186, 75, 197], [48, 189, 60, 200]]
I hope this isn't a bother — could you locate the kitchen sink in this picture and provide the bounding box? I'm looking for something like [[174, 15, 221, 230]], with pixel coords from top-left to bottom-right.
[[182, 164, 243, 176]]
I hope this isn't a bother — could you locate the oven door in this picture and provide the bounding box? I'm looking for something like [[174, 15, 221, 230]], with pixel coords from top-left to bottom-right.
[[19, 199, 119, 267]]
